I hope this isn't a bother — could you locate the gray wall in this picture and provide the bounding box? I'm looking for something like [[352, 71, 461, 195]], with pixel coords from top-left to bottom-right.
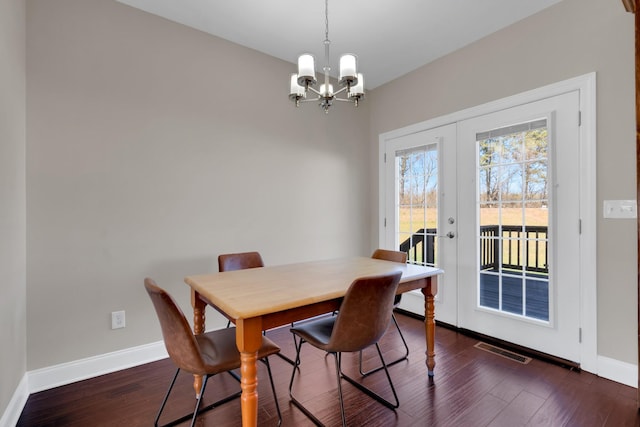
[[0, 0, 27, 418], [368, 0, 637, 364], [26, 0, 370, 369]]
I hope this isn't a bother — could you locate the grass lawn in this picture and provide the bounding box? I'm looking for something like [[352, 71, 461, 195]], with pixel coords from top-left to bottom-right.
[[399, 207, 548, 233]]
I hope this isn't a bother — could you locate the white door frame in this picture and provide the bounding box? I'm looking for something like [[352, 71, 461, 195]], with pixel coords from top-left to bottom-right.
[[378, 73, 597, 373]]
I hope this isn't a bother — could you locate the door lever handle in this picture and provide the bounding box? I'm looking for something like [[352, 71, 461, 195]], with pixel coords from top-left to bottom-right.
[[437, 231, 456, 239]]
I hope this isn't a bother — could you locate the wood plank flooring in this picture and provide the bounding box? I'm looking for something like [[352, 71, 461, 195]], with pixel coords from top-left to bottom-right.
[[17, 313, 639, 426]]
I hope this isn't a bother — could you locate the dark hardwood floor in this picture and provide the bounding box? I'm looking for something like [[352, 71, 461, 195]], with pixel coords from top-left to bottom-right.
[[17, 313, 640, 426]]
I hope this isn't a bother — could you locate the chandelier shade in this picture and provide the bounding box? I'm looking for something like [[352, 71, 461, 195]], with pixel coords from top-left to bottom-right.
[[297, 54, 317, 86], [288, 0, 365, 113]]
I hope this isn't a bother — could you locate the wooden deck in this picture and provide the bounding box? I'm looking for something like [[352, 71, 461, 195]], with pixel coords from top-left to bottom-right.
[[480, 270, 549, 321]]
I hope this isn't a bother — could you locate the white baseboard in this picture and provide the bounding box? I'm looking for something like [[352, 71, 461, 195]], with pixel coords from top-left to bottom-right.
[[28, 340, 168, 394], [597, 355, 637, 388], [0, 374, 28, 427]]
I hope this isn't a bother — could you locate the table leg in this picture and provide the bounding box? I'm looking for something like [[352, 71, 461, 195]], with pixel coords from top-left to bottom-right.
[[236, 317, 263, 427], [191, 290, 206, 397], [422, 277, 438, 376]]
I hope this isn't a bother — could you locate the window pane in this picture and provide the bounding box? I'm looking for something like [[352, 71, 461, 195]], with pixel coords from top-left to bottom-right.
[[500, 164, 523, 202], [476, 118, 550, 322], [502, 275, 523, 315], [501, 134, 523, 164], [525, 278, 549, 321], [524, 128, 548, 161], [479, 272, 499, 309], [479, 139, 501, 166], [396, 144, 438, 267], [501, 202, 524, 229], [524, 161, 547, 201]]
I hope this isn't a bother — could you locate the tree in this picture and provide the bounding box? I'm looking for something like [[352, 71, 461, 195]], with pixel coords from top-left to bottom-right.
[[523, 129, 548, 204], [479, 138, 500, 203]]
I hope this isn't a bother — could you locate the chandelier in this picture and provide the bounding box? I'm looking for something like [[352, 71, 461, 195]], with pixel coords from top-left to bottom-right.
[[288, 0, 364, 113]]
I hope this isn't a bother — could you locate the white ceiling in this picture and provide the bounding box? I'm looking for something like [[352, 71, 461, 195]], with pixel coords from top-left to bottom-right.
[[117, 0, 563, 89]]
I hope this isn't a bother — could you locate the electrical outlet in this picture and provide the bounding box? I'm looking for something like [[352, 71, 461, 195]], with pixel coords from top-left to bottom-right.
[[111, 310, 126, 329]]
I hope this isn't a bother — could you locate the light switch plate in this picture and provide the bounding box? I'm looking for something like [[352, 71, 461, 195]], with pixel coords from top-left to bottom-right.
[[603, 200, 637, 219]]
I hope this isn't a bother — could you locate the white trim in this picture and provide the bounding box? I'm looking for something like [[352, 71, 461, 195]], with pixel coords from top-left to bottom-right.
[[0, 374, 29, 427], [597, 355, 637, 388], [576, 73, 598, 374], [379, 73, 598, 374], [378, 128, 388, 248], [27, 341, 168, 394]]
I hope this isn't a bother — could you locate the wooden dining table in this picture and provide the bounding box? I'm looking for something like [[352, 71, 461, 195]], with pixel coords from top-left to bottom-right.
[[184, 256, 442, 427]]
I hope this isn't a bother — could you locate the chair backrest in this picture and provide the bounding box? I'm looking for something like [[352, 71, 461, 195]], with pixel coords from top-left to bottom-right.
[[371, 249, 407, 306], [144, 278, 207, 375], [218, 251, 264, 272], [371, 249, 407, 264], [328, 272, 402, 353]]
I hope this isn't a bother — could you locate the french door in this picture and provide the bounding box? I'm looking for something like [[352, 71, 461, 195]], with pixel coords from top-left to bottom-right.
[[457, 91, 581, 362], [382, 124, 458, 325], [381, 89, 584, 363]]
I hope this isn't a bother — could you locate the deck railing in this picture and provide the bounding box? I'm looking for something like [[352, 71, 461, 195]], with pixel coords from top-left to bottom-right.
[[400, 225, 549, 274], [399, 228, 437, 265], [480, 225, 548, 274]]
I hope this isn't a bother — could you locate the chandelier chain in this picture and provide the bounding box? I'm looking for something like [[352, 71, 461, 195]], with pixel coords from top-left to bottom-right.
[[325, 0, 329, 42]]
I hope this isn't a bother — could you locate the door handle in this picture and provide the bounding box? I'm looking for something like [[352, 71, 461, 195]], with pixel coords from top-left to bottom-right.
[[446, 231, 455, 239]]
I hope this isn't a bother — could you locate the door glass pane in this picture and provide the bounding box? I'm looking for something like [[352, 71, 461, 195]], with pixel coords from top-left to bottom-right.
[[396, 144, 438, 266], [476, 120, 550, 321]]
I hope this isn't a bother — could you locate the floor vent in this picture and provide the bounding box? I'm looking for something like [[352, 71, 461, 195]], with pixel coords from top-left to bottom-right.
[[474, 342, 532, 364]]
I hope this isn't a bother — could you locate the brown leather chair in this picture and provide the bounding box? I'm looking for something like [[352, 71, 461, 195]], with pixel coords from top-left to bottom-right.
[[360, 249, 410, 375], [288, 272, 402, 427], [144, 278, 281, 427], [218, 251, 298, 367], [218, 251, 264, 328], [218, 251, 264, 272]]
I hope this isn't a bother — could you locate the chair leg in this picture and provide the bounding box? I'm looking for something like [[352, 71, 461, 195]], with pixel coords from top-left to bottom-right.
[[358, 313, 410, 376], [156, 371, 241, 427], [270, 323, 299, 367], [342, 343, 400, 409], [261, 357, 282, 426], [189, 376, 208, 427], [275, 351, 298, 366], [154, 368, 180, 427], [288, 336, 304, 395], [392, 313, 410, 359], [288, 338, 326, 426], [333, 353, 347, 427]]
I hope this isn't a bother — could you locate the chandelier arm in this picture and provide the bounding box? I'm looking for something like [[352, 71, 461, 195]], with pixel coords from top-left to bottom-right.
[[333, 97, 354, 103], [306, 86, 322, 96], [332, 86, 348, 96]]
